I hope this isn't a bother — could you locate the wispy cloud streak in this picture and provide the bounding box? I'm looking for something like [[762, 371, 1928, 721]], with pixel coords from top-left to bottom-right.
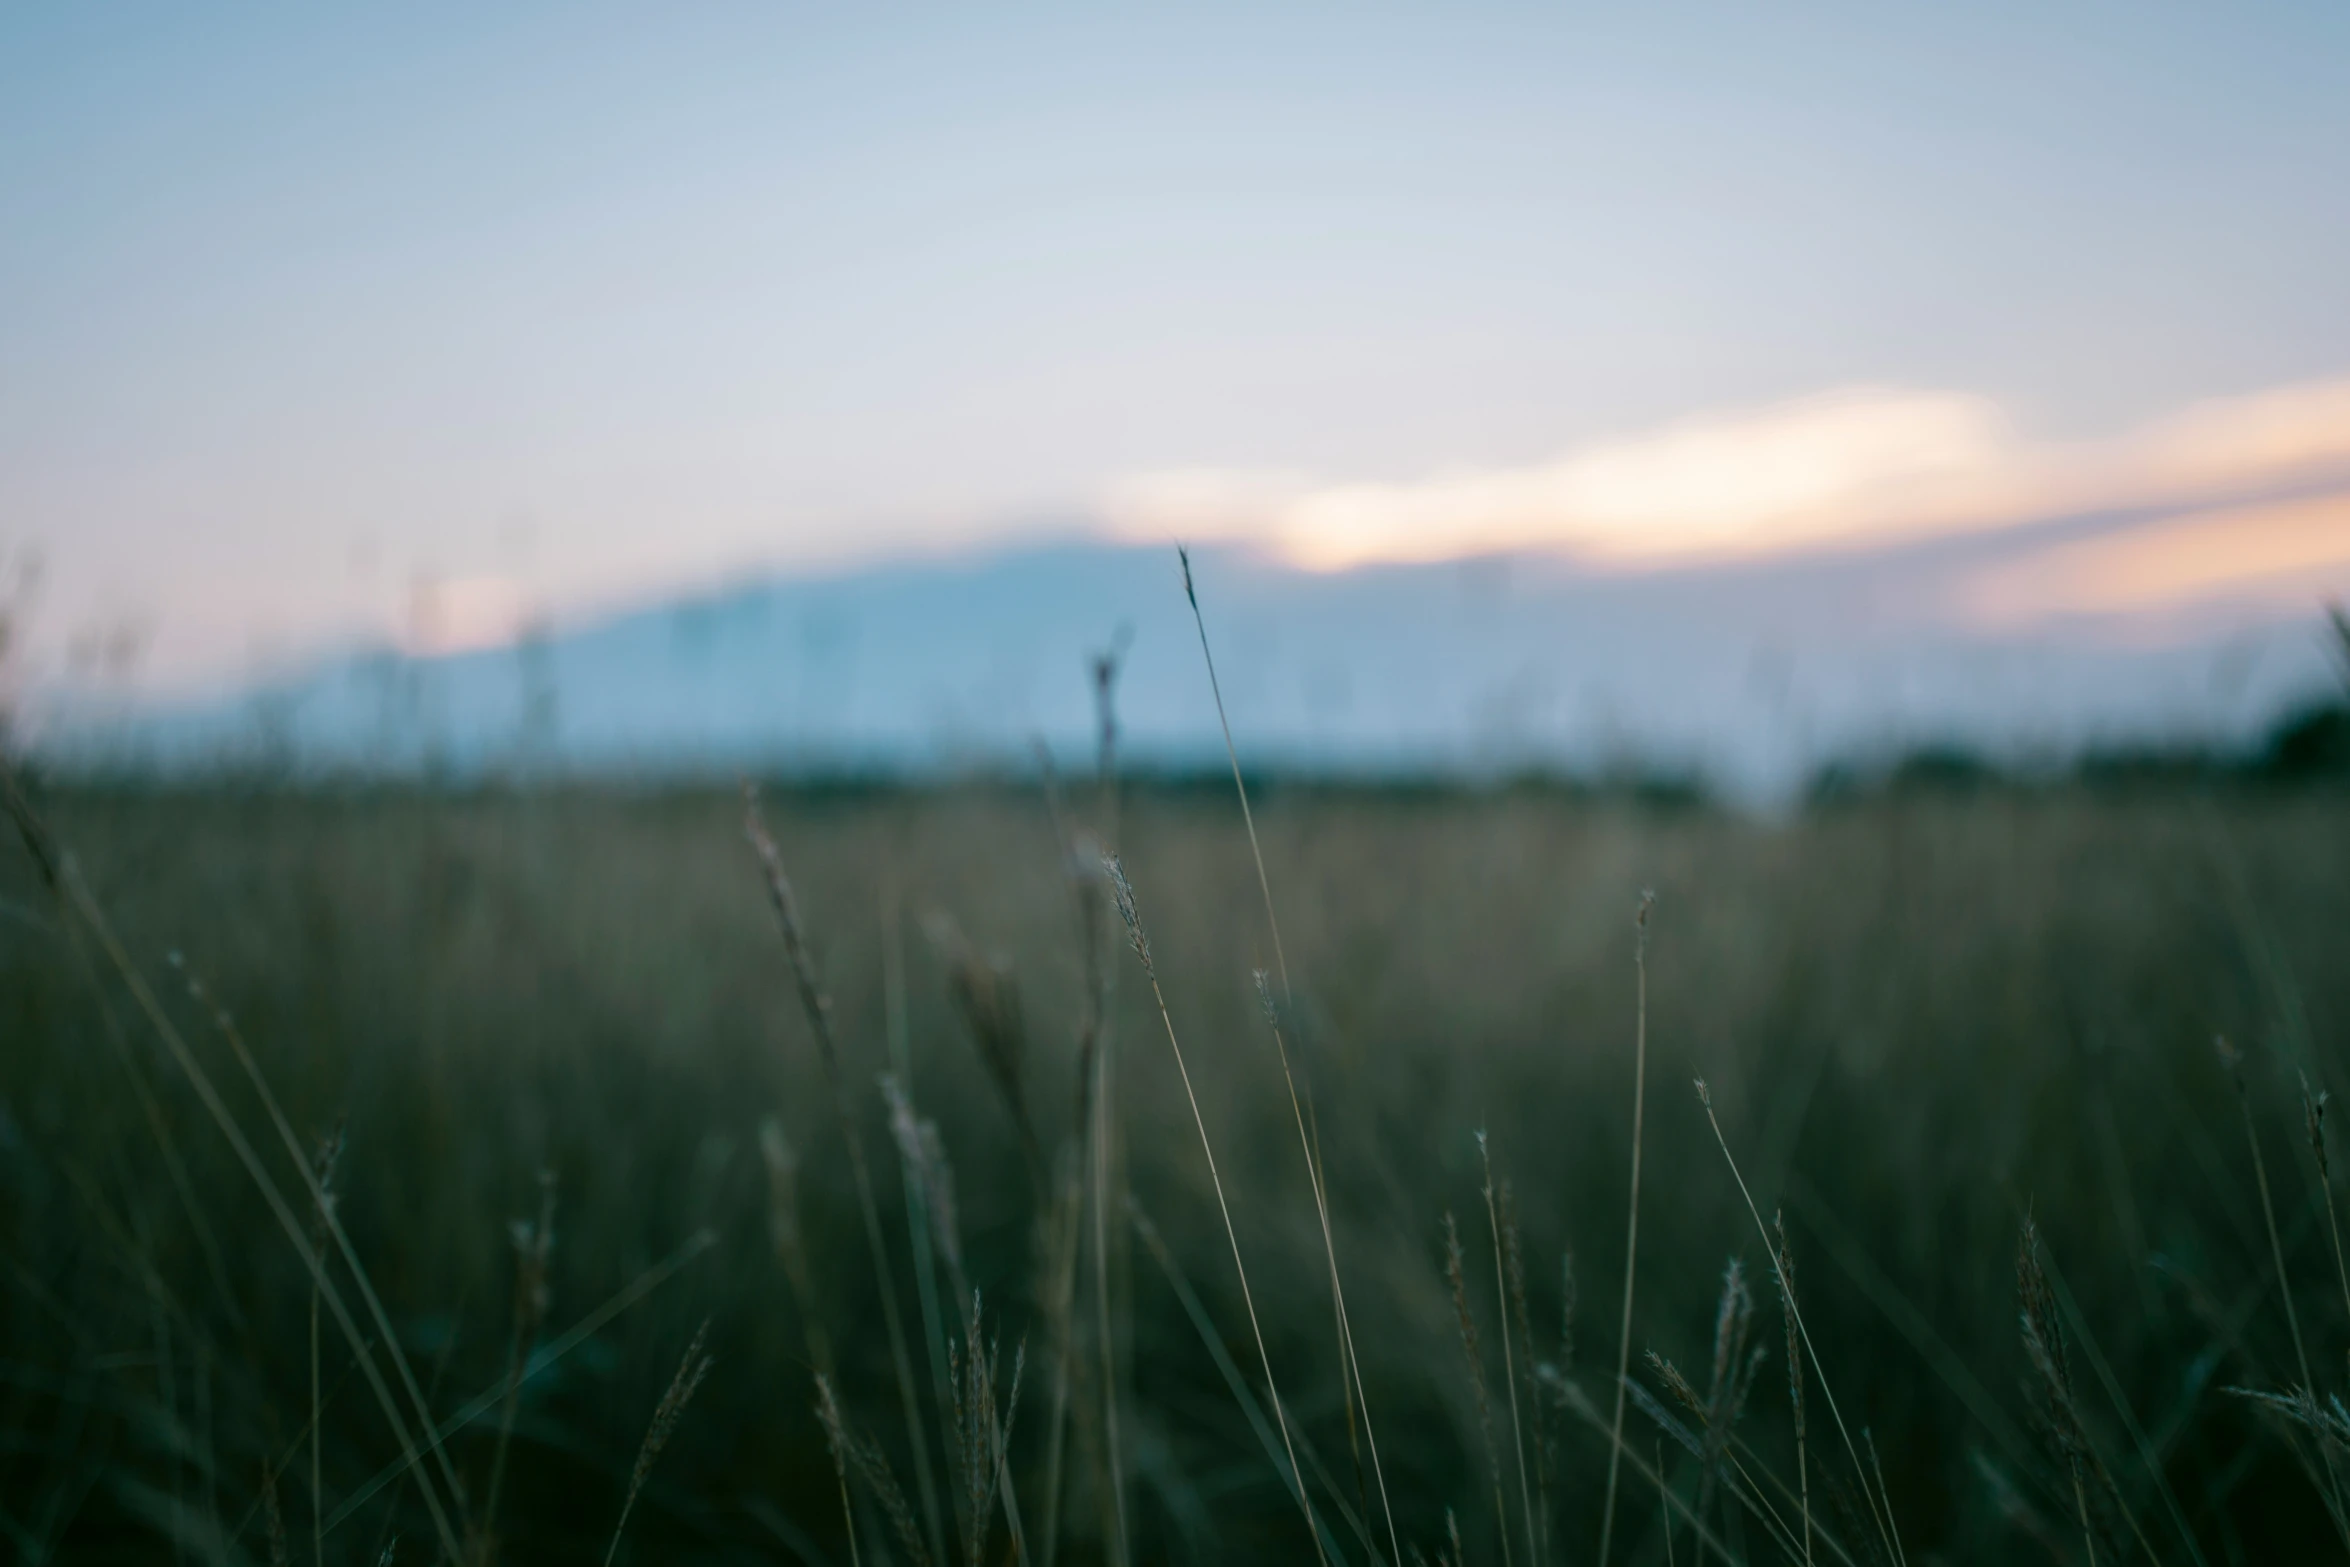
[[1105, 379, 2350, 623]]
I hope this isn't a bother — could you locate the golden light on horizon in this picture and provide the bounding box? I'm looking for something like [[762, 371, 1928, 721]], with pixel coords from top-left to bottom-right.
[[1958, 491, 2350, 627], [1105, 377, 2350, 607]]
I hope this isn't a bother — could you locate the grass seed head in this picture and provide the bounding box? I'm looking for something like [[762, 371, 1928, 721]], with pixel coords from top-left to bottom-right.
[[1102, 851, 1150, 969], [1773, 1210, 1807, 1440], [924, 912, 1038, 1168], [1649, 1349, 1707, 1420], [308, 1118, 348, 1247], [634, 1320, 714, 1493]]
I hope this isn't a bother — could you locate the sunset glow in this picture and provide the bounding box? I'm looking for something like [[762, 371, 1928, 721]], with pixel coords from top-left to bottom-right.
[[1959, 491, 2350, 627], [1105, 376, 2350, 623], [7, 7, 2348, 685]]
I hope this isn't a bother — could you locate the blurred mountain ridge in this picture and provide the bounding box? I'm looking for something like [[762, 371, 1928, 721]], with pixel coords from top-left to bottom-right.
[[29, 526, 2349, 802]]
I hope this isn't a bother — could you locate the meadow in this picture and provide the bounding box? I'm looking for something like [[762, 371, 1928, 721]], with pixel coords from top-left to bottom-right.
[[3, 759, 2349, 1565]]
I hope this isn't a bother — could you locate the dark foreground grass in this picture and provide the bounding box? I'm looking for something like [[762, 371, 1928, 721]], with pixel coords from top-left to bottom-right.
[[3, 775, 2348, 1563]]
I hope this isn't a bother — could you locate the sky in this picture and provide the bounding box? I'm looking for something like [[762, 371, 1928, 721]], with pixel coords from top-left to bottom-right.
[[4, 3, 2348, 691]]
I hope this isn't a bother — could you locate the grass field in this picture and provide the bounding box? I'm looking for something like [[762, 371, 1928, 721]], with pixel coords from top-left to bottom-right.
[[4, 770, 2349, 1564]]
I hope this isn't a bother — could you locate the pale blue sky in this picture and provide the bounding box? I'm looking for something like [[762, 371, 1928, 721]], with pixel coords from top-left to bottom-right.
[[5, 4, 2347, 683]]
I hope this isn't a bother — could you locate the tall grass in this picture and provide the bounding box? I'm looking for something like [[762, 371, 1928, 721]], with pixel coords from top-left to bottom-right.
[[3, 687, 2349, 1562], [1105, 849, 1328, 1560], [1598, 888, 1656, 1567], [1185, 544, 1397, 1562], [744, 785, 948, 1563]]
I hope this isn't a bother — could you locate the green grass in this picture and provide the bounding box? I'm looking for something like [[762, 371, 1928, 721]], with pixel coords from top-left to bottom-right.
[[3, 774, 2349, 1563]]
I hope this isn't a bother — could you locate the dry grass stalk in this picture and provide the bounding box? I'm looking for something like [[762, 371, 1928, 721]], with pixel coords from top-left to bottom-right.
[[758, 1118, 834, 1377], [1029, 816, 1109, 1567], [924, 911, 1047, 1191], [1258, 971, 1400, 1564], [1816, 1468, 1891, 1567], [1537, 1247, 1580, 1556], [1105, 850, 1326, 1562], [1086, 959, 1129, 1567], [1498, 1181, 1554, 1564], [1599, 888, 1656, 1567], [1480, 1134, 1539, 1567], [1863, 1429, 1906, 1567], [1542, 1366, 1746, 1565], [884, 1075, 972, 1312], [1089, 628, 1131, 1567], [477, 1168, 555, 1562], [57, 905, 246, 1329], [1696, 1076, 1900, 1567], [1710, 1262, 1768, 1514], [2020, 1240, 2190, 1567], [1185, 542, 1385, 1544], [601, 1320, 713, 1567], [1708, 1261, 1765, 1454], [2218, 1036, 2350, 1535], [1444, 1209, 1513, 1567], [0, 765, 465, 1563], [1185, 545, 1385, 1552], [2017, 1216, 2100, 1566], [1176, 544, 1290, 999], [745, 783, 947, 1564], [946, 1292, 1028, 1567], [891, 1080, 970, 1498], [1033, 733, 1127, 1567], [819, 1371, 932, 1567], [1633, 1260, 1764, 1547], [816, 1375, 864, 1567], [1721, 1436, 1851, 1567], [1127, 1194, 1383, 1562], [887, 1071, 1016, 1560], [307, 1123, 345, 1567], [2301, 1072, 2350, 1334], [1629, 1415, 1810, 1565], [2226, 1383, 2350, 1466], [2220, 1038, 2317, 1396], [316, 1232, 717, 1539], [176, 955, 476, 1539], [1775, 1211, 1813, 1567], [887, 891, 967, 1533]]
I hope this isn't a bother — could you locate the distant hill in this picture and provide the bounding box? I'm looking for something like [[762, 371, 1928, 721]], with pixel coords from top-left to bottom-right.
[[30, 532, 2346, 803]]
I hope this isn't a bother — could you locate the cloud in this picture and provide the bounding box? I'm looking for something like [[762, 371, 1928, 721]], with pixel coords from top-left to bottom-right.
[[1104, 379, 2350, 602], [1108, 388, 2014, 569], [1958, 490, 2350, 628]]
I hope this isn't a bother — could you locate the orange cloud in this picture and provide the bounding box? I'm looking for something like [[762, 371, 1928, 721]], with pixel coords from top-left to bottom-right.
[[1105, 377, 2350, 581], [1958, 491, 2350, 627]]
